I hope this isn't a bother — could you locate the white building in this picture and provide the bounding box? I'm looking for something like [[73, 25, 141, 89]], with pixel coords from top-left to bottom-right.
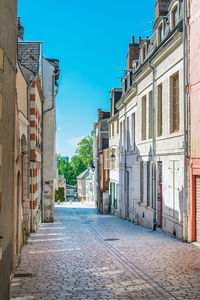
[[107, 88, 122, 215], [86, 163, 95, 203], [117, 0, 185, 239]]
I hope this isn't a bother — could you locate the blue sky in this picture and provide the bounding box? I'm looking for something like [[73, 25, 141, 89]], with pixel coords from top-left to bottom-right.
[[18, 0, 155, 158]]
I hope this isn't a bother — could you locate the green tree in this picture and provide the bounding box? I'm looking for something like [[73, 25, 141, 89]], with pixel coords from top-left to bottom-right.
[[63, 161, 76, 186], [75, 135, 93, 167], [71, 155, 86, 178]]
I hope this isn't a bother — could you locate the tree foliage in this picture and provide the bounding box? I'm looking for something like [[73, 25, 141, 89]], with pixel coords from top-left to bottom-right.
[[75, 135, 93, 168], [57, 133, 93, 185], [55, 187, 65, 202]]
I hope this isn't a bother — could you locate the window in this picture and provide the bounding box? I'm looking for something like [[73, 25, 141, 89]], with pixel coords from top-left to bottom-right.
[[132, 113, 135, 151], [158, 23, 163, 44], [157, 84, 162, 136], [170, 74, 179, 133], [117, 119, 119, 134], [120, 122, 122, 152], [172, 5, 178, 29], [123, 120, 125, 151], [149, 91, 152, 139], [143, 44, 146, 62], [142, 96, 146, 140], [112, 122, 114, 137], [127, 117, 130, 152]]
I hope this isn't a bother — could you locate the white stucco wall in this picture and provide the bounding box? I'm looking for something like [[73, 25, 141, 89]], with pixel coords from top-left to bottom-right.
[[118, 34, 184, 238]]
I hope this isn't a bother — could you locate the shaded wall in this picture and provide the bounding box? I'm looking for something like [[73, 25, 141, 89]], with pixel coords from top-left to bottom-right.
[[0, 0, 17, 299]]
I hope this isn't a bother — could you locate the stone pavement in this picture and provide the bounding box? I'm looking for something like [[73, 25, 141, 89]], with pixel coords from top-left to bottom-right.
[[10, 202, 200, 300]]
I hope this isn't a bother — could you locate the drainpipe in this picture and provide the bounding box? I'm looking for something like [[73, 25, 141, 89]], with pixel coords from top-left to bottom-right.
[[183, 0, 188, 241], [41, 70, 59, 222], [27, 75, 36, 232], [149, 61, 157, 231], [123, 102, 127, 219], [31, 167, 34, 231]]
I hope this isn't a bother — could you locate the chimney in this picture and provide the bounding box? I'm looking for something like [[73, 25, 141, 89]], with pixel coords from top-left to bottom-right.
[[139, 36, 142, 44], [17, 17, 24, 40], [155, 0, 169, 20], [98, 109, 103, 121], [110, 96, 113, 118], [127, 36, 140, 70]]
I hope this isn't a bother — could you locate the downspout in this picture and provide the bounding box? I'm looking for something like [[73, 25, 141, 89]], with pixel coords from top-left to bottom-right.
[[27, 75, 36, 232], [31, 167, 34, 231], [41, 70, 58, 222], [121, 91, 127, 219], [149, 60, 157, 231], [183, 0, 188, 241]]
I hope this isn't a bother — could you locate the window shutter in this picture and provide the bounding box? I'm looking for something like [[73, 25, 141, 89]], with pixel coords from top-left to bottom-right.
[[143, 162, 148, 205], [149, 162, 153, 208], [132, 161, 141, 202]]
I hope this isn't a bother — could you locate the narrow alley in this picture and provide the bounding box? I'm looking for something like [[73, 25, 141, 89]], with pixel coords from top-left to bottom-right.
[[11, 203, 200, 300]]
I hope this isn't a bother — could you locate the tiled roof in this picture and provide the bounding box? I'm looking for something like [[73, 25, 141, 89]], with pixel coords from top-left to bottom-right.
[[18, 42, 41, 74]]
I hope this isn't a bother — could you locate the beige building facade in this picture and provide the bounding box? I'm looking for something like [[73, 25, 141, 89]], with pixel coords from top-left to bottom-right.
[[117, 0, 185, 239], [0, 1, 17, 299]]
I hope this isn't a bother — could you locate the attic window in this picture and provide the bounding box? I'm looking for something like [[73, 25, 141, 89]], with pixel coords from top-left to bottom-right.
[[158, 23, 163, 44], [172, 5, 178, 29], [142, 44, 146, 62]]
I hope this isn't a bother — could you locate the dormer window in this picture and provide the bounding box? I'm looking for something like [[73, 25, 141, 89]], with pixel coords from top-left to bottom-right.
[[158, 23, 163, 44], [142, 44, 146, 62], [172, 5, 178, 29]]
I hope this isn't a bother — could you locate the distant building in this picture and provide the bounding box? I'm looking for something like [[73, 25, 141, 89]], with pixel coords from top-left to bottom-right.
[[66, 184, 77, 201], [63, 156, 69, 162], [93, 109, 110, 213], [86, 161, 95, 203], [77, 169, 89, 201]]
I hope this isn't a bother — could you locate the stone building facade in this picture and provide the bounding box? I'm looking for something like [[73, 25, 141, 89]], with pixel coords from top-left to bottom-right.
[[187, 0, 200, 243], [14, 62, 29, 266], [42, 58, 60, 222], [93, 109, 110, 213], [116, 0, 186, 239], [77, 168, 89, 201], [0, 1, 17, 299], [18, 41, 43, 232]]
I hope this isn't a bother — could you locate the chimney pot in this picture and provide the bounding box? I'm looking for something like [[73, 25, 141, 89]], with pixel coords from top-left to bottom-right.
[[132, 36, 134, 44], [139, 36, 142, 44], [17, 17, 24, 40]]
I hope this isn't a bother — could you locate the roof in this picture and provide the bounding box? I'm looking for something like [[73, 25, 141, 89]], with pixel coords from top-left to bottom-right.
[[18, 41, 41, 74], [20, 64, 34, 84], [77, 168, 89, 179]]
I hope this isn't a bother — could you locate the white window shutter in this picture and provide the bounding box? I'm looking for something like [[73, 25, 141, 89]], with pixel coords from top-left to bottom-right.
[[149, 162, 153, 208], [143, 162, 148, 205], [132, 161, 141, 202]]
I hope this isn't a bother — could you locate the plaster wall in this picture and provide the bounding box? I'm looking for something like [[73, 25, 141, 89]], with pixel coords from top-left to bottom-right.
[[0, 0, 17, 298], [42, 58, 56, 222], [118, 35, 184, 239]]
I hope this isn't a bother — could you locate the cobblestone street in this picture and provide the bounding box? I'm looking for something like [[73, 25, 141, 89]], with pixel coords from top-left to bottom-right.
[[10, 203, 200, 300]]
